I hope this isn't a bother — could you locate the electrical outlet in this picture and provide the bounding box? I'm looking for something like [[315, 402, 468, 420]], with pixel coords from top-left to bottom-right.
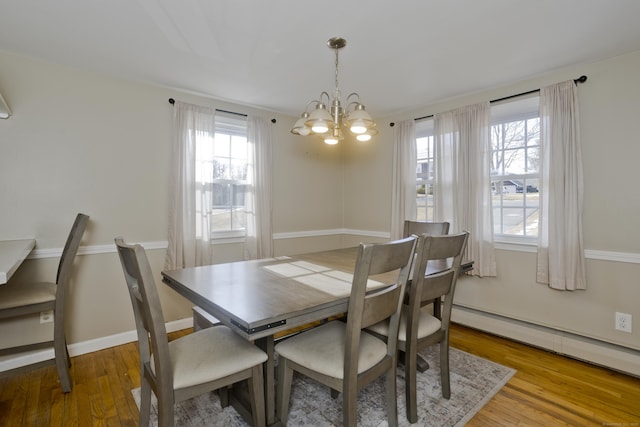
[[615, 312, 632, 333], [40, 310, 54, 324]]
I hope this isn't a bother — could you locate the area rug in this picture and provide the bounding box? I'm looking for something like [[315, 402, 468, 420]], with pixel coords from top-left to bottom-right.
[[132, 346, 515, 426]]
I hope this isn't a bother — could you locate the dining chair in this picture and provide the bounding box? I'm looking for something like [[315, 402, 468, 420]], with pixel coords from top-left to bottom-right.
[[367, 231, 469, 423], [114, 238, 268, 427], [403, 220, 450, 319], [275, 236, 417, 427], [0, 213, 89, 393]]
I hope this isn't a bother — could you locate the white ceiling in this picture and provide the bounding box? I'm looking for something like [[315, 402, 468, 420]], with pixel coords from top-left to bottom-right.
[[1, 0, 640, 118]]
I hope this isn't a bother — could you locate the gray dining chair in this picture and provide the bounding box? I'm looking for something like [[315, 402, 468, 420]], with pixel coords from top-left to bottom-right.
[[114, 238, 268, 427], [275, 236, 417, 427], [0, 213, 89, 392], [367, 231, 469, 423], [403, 220, 450, 319]]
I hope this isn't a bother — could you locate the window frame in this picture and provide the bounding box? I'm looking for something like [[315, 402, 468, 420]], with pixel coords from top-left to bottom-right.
[[412, 96, 541, 245], [207, 113, 249, 240], [490, 95, 541, 244], [415, 119, 436, 222]]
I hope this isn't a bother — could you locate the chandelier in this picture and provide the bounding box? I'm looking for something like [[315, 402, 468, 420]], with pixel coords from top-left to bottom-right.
[[290, 37, 377, 144]]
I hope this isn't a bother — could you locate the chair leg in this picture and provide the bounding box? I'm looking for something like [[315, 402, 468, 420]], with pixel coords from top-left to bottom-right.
[[276, 358, 293, 425], [404, 344, 419, 423], [249, 365, 266, 427], [342, 381, 357, 427], [385, 366, 398, 427], [440, 341, 451, 399], [218, 386, 230, 407], [139, 380, 152, 427], [157, 394, 175, 427], [53, 317, 72, 392]]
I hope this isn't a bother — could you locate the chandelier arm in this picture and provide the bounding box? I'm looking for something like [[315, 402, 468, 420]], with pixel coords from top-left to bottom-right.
[[319, 91, 331, 105], [346, 93, 361, 103]]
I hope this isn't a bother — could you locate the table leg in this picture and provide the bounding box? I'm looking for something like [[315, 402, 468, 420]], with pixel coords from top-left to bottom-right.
[[399, 350, 430, 372], [256, 335, 276, 426]]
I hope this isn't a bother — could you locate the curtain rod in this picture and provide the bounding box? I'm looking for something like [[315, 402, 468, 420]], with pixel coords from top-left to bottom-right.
[[390, 75, 587, 126], [168, 98, 276, 123]]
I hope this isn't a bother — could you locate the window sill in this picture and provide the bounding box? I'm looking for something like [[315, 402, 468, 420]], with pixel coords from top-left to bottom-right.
[[494, 238, 537, 253], [211, 230, 246, 245]]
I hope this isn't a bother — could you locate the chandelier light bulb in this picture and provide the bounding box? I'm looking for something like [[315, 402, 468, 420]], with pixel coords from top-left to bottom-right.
[[350, 120, 367, 134], [356, 134, 372, 142], [312, 123, 329, 134], [325, 137, 339, 145]]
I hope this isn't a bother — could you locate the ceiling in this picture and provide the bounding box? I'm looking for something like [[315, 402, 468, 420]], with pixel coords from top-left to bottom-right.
[[2, 0, 640, 119]]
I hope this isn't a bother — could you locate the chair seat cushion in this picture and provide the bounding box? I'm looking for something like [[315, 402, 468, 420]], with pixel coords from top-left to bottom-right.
[[367, 306, 441, 342], [275, 321, 388, 379], [0, 282, 56, 310], [156, 326, 268, 390]]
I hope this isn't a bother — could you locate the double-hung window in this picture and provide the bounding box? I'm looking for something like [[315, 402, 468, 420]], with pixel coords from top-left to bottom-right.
[[197, 112, 248, 237], [415, 119, 435, 221], [413, 96, 541, 242], [490, 96, 540, 241]]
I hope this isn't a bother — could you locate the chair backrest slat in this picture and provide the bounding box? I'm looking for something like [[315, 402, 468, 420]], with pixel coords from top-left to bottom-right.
[[361, 284, 404, 329], [403, 220, 450, 238]]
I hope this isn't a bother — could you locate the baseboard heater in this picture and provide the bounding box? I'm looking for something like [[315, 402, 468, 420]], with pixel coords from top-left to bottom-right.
[[452, 305, 640, 378]]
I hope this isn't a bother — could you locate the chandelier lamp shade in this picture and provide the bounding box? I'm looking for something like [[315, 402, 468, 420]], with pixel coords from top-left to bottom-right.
[[290, 37, 377, 144]]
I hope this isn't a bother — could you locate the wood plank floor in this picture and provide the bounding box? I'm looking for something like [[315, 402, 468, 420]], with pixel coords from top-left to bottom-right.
[[1, 324, 638, 426]]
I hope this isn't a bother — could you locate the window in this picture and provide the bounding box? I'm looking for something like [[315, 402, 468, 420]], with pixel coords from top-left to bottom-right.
[[416, 119, 435, 221], [413, 96, 540, 242], [490, 96, 540, 240], [196, 112, 248, 236]]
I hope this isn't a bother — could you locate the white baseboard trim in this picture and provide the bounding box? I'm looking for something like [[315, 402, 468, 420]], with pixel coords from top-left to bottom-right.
[[452, 305, 640, 377], [0, 317, 193, 372], [4, 308, 639, 379]]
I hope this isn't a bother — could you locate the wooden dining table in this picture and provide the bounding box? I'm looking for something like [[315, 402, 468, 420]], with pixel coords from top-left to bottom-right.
[[0, 239, 35, 285], [161, 246, 472, 426]]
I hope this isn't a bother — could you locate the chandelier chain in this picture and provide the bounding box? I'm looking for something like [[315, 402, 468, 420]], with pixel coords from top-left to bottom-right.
[[334, 47, 340, 97]]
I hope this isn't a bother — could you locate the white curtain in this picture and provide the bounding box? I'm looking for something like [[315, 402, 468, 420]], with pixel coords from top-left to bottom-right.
[[434, 102, 496, 277], [537, 80, 587, 290], [165, 101, 215, 270], [245, 115, 273, 259], [390, 119, 417, 240]]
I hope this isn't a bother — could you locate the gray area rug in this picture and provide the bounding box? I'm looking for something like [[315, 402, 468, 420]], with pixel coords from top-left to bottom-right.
[[132, 346, 515, 426]]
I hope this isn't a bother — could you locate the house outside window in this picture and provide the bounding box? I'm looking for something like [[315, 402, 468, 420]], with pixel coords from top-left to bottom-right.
[[196, 112, 248, 237]]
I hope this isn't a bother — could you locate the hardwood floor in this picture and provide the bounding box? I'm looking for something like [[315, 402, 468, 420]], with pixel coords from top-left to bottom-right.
[[1, 324, 638, 426]]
